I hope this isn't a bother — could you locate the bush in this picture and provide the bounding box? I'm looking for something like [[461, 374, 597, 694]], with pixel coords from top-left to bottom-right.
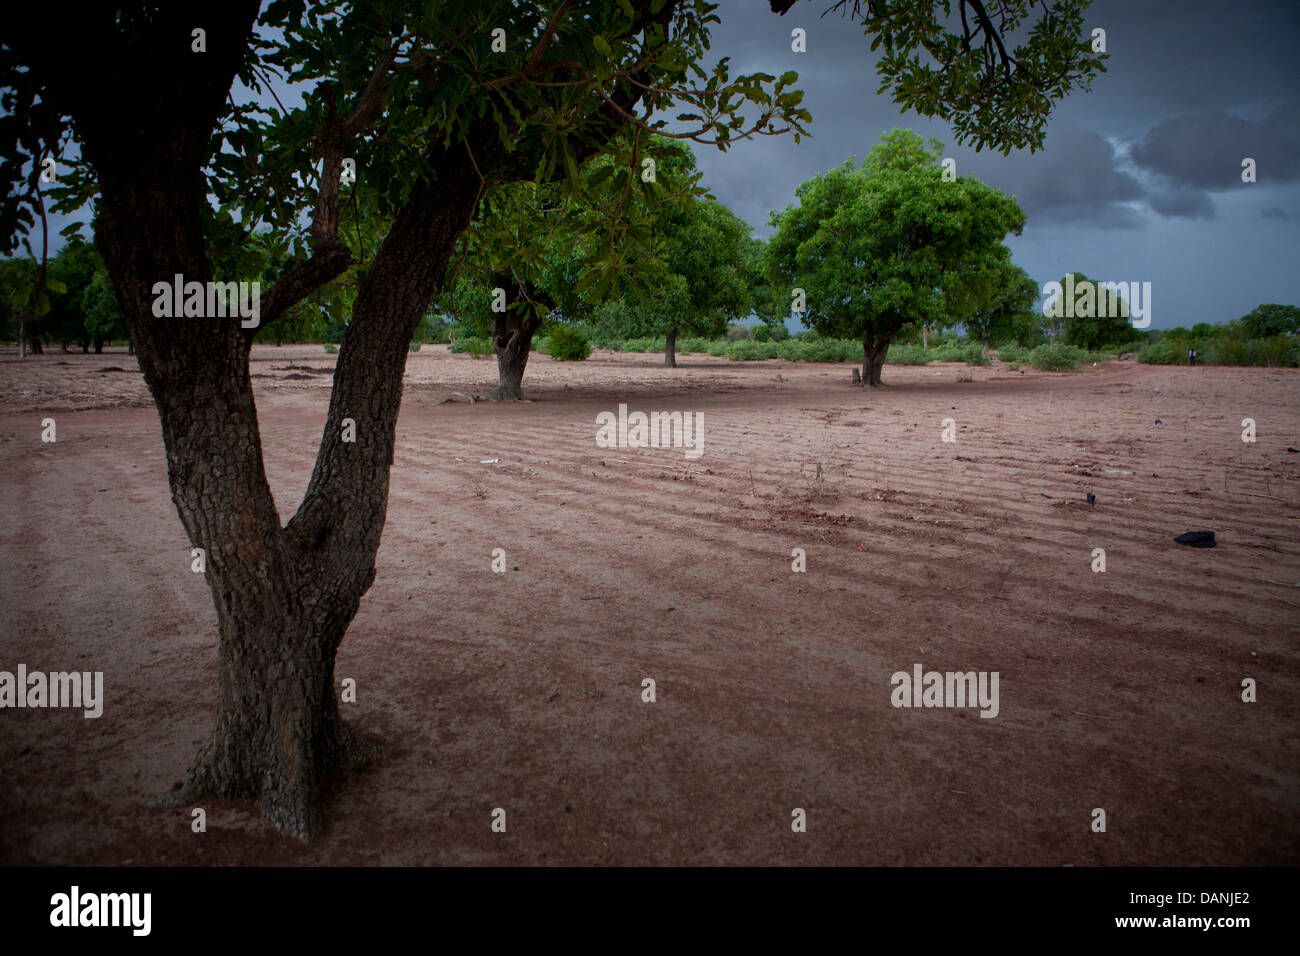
[[620, 337, 661, 353], [1029, 342, 1081, 371], [409, 341, 422, 352], [451, 336, 492, 358], [725, 339, 781, 360], [752, 324, 772, 342], [323, 343, 338, 354], [547, 325, 591, 361], [995, 344, 1030, 364], [887, 343, 931, 365], [1136, 340, 1185, 365], [933, 340, 991, 365], [1205, 335, 1299, 367]]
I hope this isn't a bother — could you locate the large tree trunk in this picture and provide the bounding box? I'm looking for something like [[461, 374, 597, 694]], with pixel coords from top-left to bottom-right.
[[91, 149, 488, 838], [665, 326, 677, 368], [58, 1, 495, 840], [862, 335, 891, 387], [26, 334, 43, 355]]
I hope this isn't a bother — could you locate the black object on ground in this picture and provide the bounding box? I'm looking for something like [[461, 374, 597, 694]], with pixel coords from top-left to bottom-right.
[[1174, 531, 1216, 548], [1087, 493, 1096, 506]]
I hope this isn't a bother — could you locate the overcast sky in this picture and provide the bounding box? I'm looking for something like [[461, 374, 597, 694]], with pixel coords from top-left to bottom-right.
[[26, 0, 1299, 331], [689, 0, 1300, 329]]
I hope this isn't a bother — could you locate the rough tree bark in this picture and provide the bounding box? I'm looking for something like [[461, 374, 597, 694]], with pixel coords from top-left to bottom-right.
[[861, 330, 893, 387], [665, 326, 678, 368]]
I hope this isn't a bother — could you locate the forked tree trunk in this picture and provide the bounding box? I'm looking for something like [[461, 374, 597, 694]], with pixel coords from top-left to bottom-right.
[[80, 24, 498, 836], [665, 327, 677, 368]]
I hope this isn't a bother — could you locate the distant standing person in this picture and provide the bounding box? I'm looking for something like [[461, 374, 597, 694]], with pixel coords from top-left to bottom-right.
[[1188, 347, 1197, 367]]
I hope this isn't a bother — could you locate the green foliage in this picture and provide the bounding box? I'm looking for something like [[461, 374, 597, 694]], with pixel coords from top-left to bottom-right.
[[854, 1, 1107, 154], [1046, 273, 1136, 350], [546, 324, 591, 361], [995, 344, 1030, 363], [933, 341, 991, 365], [451, 336, 492, 358], [1141, 334, 1299, 367], [1207, 335, 1299, 367], [323, 343, 338, 354], [767, 128, 1025, 381], [586, 180, 754, 355], [886, 343, 931, 365], [1237, 304, 1300, 338], [725, 339, 781, 360], [1029, 342, 1082, 371], [784, 338, 860, 363]]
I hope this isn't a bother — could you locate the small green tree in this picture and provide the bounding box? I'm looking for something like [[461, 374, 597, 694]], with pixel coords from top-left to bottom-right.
[[945, 246, 1037, 352], [1049, 273, 1133, 350], [768, 129, 1025, 385]]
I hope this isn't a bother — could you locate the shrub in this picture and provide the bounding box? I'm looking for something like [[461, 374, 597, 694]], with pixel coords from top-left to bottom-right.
[[933, 341, 990, 365], [725, 339, 781, 360], [887, 343, 931, 365], [409, 341, 422, 352], [452, 336, 492, 358], [323, 343, 338, 354], [1206, 335, 1299, 367], [1029, 342, 1081, 371], [619, 337, 661, 353], [547, 325, 591, 361], [752, 324, 772, 342], [1136, 340, 1184, 365], [995, 344, 1030, 364]]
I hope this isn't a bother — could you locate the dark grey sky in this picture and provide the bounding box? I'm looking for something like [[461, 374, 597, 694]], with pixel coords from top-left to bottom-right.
[[29, 1, 1298, 331], [690, 0, 1300, 329]]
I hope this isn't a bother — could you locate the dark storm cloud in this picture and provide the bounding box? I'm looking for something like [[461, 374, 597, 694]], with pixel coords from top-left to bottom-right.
[[1146, 188, 1216, 220], [1129, 104, 1300, 189], [963, 126, 1144, 229]]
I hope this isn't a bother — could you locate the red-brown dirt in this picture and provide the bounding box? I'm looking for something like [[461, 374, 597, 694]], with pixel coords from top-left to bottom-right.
[[1, 345, 1297, 865]]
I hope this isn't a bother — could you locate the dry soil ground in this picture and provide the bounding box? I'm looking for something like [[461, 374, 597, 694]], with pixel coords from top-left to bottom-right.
[[0, 344, 1297, 865]]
